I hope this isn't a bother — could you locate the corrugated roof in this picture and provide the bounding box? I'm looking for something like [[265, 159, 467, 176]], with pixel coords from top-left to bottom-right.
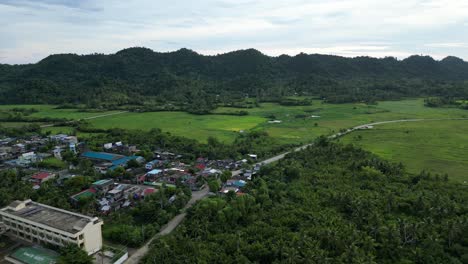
[[31, 172, 52, 180], [81, 151, 123, 161], [71, 188, 96, 200]]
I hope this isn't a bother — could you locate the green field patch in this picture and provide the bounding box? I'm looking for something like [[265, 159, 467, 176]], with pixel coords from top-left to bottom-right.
[[88, 111, 266, 143], [340, 120, 468, 182]]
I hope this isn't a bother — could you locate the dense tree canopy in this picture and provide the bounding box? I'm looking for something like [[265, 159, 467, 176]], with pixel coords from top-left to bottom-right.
[[143, 139, 468, 263], [1, 48, 468, 107]]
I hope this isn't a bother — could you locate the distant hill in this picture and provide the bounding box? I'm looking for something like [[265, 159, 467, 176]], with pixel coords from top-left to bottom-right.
[[0, 47, 467, 107]]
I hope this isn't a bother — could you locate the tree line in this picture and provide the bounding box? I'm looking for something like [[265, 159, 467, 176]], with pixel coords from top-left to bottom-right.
[[1, 48, 468, 108]]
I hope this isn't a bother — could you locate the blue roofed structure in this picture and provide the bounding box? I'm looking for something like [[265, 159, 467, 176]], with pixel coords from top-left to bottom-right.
[[81, 151, 124, 161], [82, 151, 144, 172]]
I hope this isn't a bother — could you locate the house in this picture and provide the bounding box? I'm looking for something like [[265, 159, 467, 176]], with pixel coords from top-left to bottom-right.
[[145, 160, 162, 170], [200, 168, 221, 177], [17, 152, 40, 166], [146, 169, 163, 181], [30, 172, 56, 185], [13, 143, 26, 154], [53, 147, 62, 160], [226, 179, 246, 188], [220, 186, 239, 194], [91, 179, 114, 194], [106, 189, 123, 202], [247, 154, 258, 160], [142, 188, 156, 198], [0, 151, 10, 161], [103, 143, 113, 150]]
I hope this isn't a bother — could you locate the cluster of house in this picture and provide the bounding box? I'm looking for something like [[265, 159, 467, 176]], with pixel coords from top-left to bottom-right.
[[70, 179, 157, 214], [0, 134, 78, 168]]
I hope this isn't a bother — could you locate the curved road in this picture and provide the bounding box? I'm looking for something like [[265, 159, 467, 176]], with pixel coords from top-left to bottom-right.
[[124, 117, 468, 263]]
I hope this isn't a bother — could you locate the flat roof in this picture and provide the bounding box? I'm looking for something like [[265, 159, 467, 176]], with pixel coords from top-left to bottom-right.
[[2, 200, 96, 234], [9, 247, 59, 264]]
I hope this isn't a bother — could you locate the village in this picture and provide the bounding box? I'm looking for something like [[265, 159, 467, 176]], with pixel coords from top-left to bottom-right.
[[0, 132, 260, 264]]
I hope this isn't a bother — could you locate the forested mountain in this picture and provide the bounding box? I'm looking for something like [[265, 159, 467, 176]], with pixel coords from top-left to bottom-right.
[[143, 139, 468, 263], [1, 48, 468, 106]]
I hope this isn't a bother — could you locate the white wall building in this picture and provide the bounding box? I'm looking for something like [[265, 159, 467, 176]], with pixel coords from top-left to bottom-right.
[[0, 200, 103, 255]]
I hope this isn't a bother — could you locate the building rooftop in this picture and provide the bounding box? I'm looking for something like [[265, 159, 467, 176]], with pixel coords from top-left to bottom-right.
[[81, 151, 124, 161], [71, 188, 97, 201], [92, 179, 114, 186], [31, 172, 53, 180], [2, 200, 98, 234]]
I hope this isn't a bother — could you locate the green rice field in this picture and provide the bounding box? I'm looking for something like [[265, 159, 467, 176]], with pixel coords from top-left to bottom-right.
[[340, 120, 468, 183]]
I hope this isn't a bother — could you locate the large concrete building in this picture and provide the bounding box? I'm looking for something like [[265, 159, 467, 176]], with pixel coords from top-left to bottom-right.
[[0, 200, 103, 255]]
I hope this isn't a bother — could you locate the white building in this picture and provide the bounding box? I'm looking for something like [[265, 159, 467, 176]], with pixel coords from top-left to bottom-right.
[[17, 152, 39, 166], [0, 200, 103, 255]]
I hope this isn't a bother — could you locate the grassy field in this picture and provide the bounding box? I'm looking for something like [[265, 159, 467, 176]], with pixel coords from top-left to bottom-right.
[[340, 120, 468, 183], [89, 112, 266, 142], [210, 98, 468, 143], [8, 98, 459, 143]]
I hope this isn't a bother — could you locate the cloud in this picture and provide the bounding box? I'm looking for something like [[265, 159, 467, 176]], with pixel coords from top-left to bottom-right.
[[424, 43, 468, 48], [0, 0, 468, 63], [0, 0, 101, 11]]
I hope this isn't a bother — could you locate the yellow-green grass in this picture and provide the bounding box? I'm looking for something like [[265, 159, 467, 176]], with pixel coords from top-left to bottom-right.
[[213, 98, 468, 144], [4, 99, 468, 145], [340, 120, 468, 183], [88, 112, 267, 142], [82, 98, 468, 143]]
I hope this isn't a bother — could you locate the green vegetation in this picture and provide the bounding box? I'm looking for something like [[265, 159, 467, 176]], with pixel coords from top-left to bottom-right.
[[87, 111, 265, 143], [143, 140, 468, 263], [341, 120, 468, 182], [57, 245, 93, 264], [1, 48, 468, 108], [38, 157, 67, 169]]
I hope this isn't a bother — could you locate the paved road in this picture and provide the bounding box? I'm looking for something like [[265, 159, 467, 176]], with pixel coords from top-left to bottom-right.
[[39, 111, 128, 128], [124, 187, 209, 264], [124, 117, 468, 263]]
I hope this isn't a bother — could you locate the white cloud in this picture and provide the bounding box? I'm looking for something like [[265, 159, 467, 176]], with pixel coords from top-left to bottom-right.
[[424, 43, 468, 48], [1, 0, 468, 63]]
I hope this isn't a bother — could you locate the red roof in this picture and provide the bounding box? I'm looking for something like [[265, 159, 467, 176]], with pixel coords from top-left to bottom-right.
[[31, 172, 52, 180], [144, 188, 156, 195], [196, 164, 206, 170]]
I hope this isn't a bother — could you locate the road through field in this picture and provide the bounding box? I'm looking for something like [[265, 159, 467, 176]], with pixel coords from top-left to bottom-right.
[[125, 117, 467, 263]]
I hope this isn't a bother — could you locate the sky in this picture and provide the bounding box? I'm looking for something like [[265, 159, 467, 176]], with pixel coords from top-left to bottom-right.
[[1, 0, 468, 64]]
